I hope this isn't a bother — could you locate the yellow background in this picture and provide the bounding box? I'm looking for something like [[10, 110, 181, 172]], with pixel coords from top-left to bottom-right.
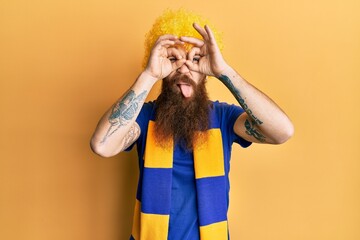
[[1, 0, 359, 239]]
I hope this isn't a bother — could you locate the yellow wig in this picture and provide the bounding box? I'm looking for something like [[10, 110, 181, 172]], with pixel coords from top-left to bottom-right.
[[143, 9, 223, 68]]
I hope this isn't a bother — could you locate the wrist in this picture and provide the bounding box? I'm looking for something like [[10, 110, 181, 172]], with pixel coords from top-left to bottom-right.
[[216, 65, 233, 78], [141, 70, 159, 84]]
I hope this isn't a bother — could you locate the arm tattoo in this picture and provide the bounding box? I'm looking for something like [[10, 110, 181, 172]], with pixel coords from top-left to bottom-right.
[[219, 74, 266, 142], [120, 123, 141, 151], [245, 118, 266, 142], [218, 74, 263, 125], [100, 90, 147, 144]]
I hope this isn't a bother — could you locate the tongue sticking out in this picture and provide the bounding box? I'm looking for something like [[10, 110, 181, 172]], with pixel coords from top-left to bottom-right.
[[179, 84, 193, 98]]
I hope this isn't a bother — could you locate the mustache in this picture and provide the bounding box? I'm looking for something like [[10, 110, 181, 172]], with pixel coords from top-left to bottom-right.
[[168, 74, 196, 87]]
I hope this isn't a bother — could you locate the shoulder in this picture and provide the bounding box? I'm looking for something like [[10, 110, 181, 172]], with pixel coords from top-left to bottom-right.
[[143, 101, 156, 109], [208, 100, 244, 129], [209, 100, 227, 110], [136, 101, 157, 128], [209, 100, 244, 115], [140, 101, 156, 116]]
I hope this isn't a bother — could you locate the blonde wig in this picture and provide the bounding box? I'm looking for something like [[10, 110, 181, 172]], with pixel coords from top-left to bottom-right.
[[143, 9, 223, 68]]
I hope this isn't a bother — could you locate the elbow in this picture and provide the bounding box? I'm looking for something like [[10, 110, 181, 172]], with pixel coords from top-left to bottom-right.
[[90, 137, 117, 158], [273, 122, 294, 144]]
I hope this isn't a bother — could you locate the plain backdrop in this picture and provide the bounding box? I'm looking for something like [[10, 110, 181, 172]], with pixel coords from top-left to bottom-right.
[[0, 0, 359, 239]]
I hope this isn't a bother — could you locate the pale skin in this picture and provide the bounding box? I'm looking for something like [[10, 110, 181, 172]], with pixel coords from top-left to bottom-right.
[[90, 23, 294, 157]]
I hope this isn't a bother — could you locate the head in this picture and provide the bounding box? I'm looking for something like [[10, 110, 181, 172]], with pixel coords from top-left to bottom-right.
[[143, 8, 223, 68], [144, 9, 222, 150]]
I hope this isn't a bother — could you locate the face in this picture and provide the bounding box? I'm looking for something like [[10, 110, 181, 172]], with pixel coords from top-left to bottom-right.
[[164, 46, 206, 99]]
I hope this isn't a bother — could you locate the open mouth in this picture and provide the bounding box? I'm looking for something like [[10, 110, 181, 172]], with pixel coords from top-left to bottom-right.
[[177, 83, 193, 98]]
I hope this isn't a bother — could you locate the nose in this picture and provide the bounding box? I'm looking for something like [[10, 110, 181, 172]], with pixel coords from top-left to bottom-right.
[[177, 63, 190, 74]]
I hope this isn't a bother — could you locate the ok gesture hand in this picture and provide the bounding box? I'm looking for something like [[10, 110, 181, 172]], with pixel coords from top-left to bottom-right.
[[145, 35, 186, 80], [180, 23, 229, 77]]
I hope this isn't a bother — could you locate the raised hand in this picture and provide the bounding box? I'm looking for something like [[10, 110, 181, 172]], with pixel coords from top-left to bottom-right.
[[180, 23, 229, 77], [144, 35, 186, 80]]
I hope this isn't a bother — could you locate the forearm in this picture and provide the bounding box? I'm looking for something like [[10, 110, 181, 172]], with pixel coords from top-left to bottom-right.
[[90, 71, 157, 156], [218, 66, 294, 144]]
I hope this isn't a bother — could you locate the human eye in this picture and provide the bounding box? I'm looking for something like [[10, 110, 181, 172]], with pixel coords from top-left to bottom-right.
[[168, 56, 176, 62], [193, 55, 201, 63]]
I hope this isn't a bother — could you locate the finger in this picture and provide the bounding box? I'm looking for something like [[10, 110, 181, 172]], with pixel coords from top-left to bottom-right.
[[160, 39, 185, 48], [157, 34, 179, 42], [184, 59, 199, 72], [154, 39, 178, 50], [153, 35, 181, 48], [167, 47, 184, 60], [192, 23, 209, 41], [204, 25, 219, 47], [180, 36, 204, 48], [187, 47, 201, 62]]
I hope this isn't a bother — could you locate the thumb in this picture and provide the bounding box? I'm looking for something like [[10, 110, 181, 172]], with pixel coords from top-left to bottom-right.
[[185, 60, 199, 72]]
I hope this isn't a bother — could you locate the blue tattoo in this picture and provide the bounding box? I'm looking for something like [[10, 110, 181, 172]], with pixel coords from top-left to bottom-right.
[[101, 90, 147, 143], [245, 119, 266, 142], [218, 74, 263, 125]]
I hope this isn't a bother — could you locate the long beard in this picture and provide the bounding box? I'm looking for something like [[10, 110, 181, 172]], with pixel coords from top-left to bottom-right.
[[154, 74, 210, 151]]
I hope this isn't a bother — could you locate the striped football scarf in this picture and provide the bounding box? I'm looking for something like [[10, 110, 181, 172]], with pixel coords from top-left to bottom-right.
[[131, 120, 228, 240]]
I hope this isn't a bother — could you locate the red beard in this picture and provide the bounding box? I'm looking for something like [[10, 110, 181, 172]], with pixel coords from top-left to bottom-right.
[[154, 74, 210, 151]]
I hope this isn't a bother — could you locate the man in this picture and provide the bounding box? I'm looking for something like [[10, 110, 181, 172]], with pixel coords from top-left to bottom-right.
[[90, 9, 294, 240]]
